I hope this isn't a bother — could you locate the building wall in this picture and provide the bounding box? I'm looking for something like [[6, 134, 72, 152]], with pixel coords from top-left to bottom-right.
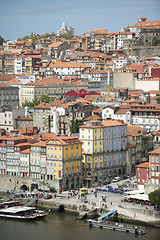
[[136, 80, 160, 91], [113, 72, 136, 89], [149, 154, 160, 185]]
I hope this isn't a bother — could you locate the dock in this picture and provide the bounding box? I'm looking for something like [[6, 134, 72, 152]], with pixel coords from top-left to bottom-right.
[[87, 219, 145, 235]]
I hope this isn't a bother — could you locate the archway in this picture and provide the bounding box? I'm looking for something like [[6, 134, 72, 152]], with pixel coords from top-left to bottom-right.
[[59, 205, 65, 212], [118, 168, 121, 175], [21, 184, 28, 191], [71, 178, 74, 189], [31, 183, 38, 191]]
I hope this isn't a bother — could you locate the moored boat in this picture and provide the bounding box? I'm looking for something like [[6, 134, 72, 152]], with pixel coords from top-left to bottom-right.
[[0, 206, 50, 220], [87, 219, 145, 235]]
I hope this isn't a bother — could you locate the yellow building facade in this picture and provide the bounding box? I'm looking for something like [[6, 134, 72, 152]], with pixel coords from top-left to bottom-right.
[[46, 136, 83, 189], [79, 120, 104, 185]]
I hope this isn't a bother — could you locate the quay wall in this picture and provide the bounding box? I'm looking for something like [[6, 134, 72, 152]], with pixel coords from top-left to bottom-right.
[[0, 175, 59, 192]]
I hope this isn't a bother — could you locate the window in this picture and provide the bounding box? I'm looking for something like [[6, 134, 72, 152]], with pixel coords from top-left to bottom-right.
[[66, 146, 68, 150], [71, 145, 73, 150]]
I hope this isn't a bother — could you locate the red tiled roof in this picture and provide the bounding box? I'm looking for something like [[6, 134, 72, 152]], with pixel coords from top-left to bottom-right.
[[136, 162, 149, 168], [148, 148, 160, 154], [48, 42, 65, 48], [34, 103, 51, 109]]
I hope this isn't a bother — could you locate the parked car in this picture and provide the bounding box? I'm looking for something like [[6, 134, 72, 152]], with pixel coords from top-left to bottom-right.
[[112, 177, 121, 182]]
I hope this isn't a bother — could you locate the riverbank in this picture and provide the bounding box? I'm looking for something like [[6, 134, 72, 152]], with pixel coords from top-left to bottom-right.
[[1, 187, 160, 228], [15, 191, 160, 228]]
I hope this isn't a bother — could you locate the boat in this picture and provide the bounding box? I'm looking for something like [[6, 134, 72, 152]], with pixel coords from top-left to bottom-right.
[[0, 206, 50, 220], [87, 219, 145, 235], [0, 201, 19, 209], [87, 209, 145, 235], [98, 209, 117, 221]]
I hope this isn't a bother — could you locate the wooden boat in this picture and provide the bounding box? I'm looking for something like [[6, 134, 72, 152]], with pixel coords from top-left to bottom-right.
[[87, 219, 145, 235], [0, 201, 19, 209], [0, 206, 50, 220]]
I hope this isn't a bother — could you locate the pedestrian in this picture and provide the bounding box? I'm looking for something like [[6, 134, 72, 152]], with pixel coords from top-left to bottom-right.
[[111, 202, 112, 205]]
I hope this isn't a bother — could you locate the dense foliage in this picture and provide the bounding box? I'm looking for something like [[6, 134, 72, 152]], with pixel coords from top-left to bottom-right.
[[22, 95, 54, 108], [70, 118, 85, 134], [17, 32, 55, 47], [149, 189, 160, 206], [59, 34, 74, 39]]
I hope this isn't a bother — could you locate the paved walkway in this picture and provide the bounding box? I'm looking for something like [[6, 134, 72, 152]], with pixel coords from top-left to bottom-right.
[[51, 188, 160, 226]]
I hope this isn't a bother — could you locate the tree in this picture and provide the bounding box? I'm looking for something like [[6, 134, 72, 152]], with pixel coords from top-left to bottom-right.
[[22, 96, 40, 108], [0, 36, 5, 45], [149, 189, 160, 206], [157, 96, 160, 103], [70, 118, 85, 134], [59, 34, 73, 40]]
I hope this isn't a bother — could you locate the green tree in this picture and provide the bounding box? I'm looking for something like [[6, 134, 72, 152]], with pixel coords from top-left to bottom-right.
[[0, 36, 5, 45], [40, 95, 55, 103], [157, 96, 160, 103], [152, 38, 160, 46], [149, 189, 160, 206], [70, 118, 85, 134], [59, 34, 73, 39]]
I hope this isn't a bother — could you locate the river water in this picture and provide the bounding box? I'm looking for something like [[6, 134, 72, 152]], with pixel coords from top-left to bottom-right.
[[0, 212, 159, 240]]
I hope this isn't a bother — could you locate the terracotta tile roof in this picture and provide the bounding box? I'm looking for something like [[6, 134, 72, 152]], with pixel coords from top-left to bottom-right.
[[20, 148, 30, 154], [0, 82, 12, 88], [136, 162, 149, 168], [32, 132, 56, 141], [84, 29, 109, 34], [31, 140, 47, 147], [47, 61, 88, 68], [148, 148, 160, 154], [102, 119, 126, 127], [84, 95, 98, 101], [34, 103, 51, 109], [50, 98, 66, 106], [47, 135, 82, 145], [85, 115, 101, 121], [48, 42, 65, 48], [7, 79, 22, 85], [15, 142, 31, 147], [92, 108, 102, 113], [148, 90, 160, 94], [16, 116, 33, 121], [125, 64, 146, 73], [115, 108, 129, 114], [127, 126, 145, 131], [0, 74, 25, 82], [127, 20, 160, 29]]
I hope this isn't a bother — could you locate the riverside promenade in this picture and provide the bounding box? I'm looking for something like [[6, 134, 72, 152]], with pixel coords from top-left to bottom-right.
[[35, 185, 160, 227], [1, 180, 160, 227]]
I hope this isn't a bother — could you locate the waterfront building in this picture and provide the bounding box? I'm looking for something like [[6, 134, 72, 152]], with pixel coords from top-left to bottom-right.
[[136, 162, 149, 191], [46, 136, 83, 190], [79, 119, 127, 186], [148, 147, 160, 185], [0, 134, 31, 176], [19, 148, 30, 177], [30, 141, 47, 180]]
